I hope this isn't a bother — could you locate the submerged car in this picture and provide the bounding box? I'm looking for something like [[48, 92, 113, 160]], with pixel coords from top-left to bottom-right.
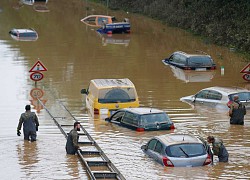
[[96, 18, 130, 34], [81, 15, 116, 27], [105, 107, 175, 131], [141, 134, 212, 167], [81, 78, 139, 116], [180, 86, 250, 108], [162, 51, 216, 71], [9, 28, 38, 41], [81, 15, 130, 34]]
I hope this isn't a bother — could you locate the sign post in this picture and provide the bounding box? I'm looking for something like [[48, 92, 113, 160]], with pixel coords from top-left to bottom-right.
[[29, 59, 47, 84]]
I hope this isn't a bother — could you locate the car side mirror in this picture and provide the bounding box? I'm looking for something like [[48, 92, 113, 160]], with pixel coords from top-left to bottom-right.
[[105, 117, 110, 121], [81, 89, 87, 94], [141, 145, 148, 151]]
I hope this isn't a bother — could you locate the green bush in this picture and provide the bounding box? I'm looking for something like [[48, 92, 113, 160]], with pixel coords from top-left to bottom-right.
[[96, 0, 250, 52]]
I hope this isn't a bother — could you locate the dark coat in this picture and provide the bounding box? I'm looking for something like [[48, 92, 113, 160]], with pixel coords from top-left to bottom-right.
[[66, 129, 79, 155], [212, 138, 229, 162], [17, 111, 39, 132], [229, 101, 246, 125]]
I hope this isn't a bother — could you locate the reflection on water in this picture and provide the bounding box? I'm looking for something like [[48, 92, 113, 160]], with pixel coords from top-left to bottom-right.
[[167, 65, 216, 83], [17, 141, 39, 175], [29, 87, 47, 113], [1, 0, 250, 179], [98, 33, 130, 47]]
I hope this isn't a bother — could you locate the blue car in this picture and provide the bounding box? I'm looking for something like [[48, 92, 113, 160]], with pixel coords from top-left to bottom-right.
[[97, 19, 130, 34], [141, 134, 212, 167]]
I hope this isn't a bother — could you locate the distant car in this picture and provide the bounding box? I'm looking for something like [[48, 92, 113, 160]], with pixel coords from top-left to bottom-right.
[[180, 86, 250, 108], [81, 15, 116, 27], [21, 0, 48, 6], [9, 28, 38, 41], [162, 51, 216, 71], [141, 134, 212, 167], [105, 107, 175, 131]]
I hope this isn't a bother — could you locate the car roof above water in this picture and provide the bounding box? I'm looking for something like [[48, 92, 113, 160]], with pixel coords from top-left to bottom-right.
[[91, 78, 135, 88], [156, 134, 202, 145], [10, 28, 37, 34], [174, 51, 211, 58], [122, 107, 164, 115], [202, 86, 249, 95]]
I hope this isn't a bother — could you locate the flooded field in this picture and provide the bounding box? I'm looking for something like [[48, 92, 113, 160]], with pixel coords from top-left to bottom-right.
[[0, 0, 249, 179]]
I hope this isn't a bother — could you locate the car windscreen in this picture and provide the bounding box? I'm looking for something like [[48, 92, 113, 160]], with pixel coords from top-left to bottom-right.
[[98, 88, 136, 103], [188, 56, 212, 66], [228, 92, 250, 101], [166, 143, 206, 158], [140, 113, 171, 125]]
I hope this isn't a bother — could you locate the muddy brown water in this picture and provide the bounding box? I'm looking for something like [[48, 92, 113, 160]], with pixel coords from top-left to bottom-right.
[[0, 0, 249, 179]]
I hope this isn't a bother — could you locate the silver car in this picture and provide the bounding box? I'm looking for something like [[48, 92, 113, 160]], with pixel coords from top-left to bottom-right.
[[141, 134, 212, 167], [180, 86, 250, 108]]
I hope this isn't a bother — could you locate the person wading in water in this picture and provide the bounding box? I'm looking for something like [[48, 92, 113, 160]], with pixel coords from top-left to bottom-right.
[[17, 105, 39, 141], [229, 95, 246, 125]]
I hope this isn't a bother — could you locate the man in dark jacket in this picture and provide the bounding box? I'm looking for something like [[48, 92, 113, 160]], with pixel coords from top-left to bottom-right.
[[229, 95, 246, 125], [66, 122, 81, 155], [207, 136, 229, 162], [17, 105, 39, 141]]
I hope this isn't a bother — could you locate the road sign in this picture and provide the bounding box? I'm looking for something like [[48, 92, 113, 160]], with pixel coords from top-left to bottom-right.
[[242, 73, 250, 81], [30, 72, 44, 81], [29, 60, 48, 72], [30, 88, 44, 99], [240, 63, 250, 73]]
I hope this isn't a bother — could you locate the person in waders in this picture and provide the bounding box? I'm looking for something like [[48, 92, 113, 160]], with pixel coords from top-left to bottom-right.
[[66, 122, 81, 155], [207, 136, 229, 162], [17, 105, 39, 141], [229, 95, 246, 125]]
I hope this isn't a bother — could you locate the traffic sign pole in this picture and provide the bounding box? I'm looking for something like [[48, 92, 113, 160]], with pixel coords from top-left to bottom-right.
[[29, 59, 47, 83]]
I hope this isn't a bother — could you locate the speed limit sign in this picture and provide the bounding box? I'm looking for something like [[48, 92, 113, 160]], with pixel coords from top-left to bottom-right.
[[30, 72, 44, 81]]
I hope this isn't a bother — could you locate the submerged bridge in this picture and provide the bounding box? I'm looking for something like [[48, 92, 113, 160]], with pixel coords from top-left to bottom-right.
[[38, 98, 126, 180]]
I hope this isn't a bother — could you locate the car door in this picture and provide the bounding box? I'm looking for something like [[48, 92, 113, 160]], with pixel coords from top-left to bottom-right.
[[108, 111, 125, 125], [194, 90, 222, 106], [153, 141, 165, 165], [146, 139, 164, 165], [146, 139, 157, 159]]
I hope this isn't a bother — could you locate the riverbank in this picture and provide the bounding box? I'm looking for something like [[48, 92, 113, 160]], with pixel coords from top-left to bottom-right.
[[94, 0, 250, 58]]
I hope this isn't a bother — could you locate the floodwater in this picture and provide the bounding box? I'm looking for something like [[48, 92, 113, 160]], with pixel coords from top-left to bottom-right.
[[0, 0, 250, 179]]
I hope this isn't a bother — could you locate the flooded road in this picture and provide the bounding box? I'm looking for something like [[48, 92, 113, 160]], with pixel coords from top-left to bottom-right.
[[0, 0, 250, 179]]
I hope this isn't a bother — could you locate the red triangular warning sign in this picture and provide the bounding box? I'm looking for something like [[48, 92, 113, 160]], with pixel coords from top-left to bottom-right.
[[240, 63, 250, 73], [29, 60, 48, 72]]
